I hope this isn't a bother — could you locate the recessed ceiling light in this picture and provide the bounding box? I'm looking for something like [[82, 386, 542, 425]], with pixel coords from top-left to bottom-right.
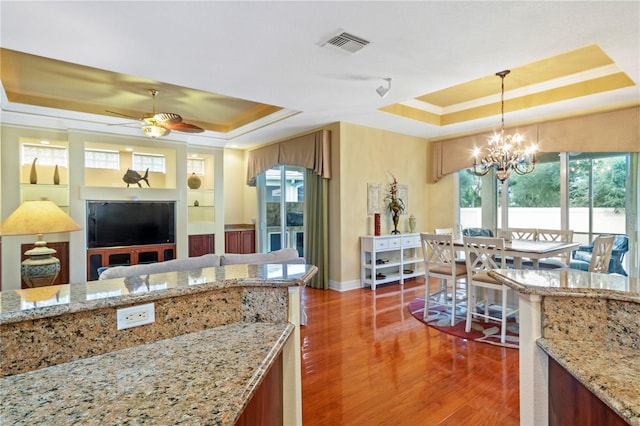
[[40, 140, 50, 145], [125, 147, 133, 152]]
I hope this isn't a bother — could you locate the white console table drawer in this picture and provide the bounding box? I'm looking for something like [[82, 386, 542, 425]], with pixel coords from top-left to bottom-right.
[[402, 235, 420, 247]]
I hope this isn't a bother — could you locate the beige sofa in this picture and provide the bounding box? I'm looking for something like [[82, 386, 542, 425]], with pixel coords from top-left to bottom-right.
[[99, 248, 305, 281]]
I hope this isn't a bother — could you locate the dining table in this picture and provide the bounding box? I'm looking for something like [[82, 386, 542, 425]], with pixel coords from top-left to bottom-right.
[[454, 238, 580, 269]]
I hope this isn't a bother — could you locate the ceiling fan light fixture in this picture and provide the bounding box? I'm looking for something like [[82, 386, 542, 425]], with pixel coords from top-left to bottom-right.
[[142, 124, 169, 138]]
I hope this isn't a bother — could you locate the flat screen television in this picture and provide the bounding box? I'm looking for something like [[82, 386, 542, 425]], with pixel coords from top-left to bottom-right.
[[86, 201, 175, 248]]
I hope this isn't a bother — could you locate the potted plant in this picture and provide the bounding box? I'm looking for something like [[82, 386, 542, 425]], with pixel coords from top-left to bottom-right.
[[385, 175, 405, 234]]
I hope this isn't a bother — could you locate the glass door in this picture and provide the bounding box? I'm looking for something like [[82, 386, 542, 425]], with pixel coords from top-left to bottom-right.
[[257, 165, 305, 256], [568, 153, 629, 245]]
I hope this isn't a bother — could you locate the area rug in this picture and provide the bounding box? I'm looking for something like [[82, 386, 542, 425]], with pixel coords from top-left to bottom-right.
[[408, 297, 519, 349]]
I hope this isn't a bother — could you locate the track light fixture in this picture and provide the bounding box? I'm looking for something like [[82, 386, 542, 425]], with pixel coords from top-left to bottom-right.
[[376, 78, 392, 98]]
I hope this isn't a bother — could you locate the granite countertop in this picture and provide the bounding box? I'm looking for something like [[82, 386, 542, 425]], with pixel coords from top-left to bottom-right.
[[0, 263, 317, 325], [0, 322, 293, 425], [538, 338, 640, 425], [488, 269, 640, 302], [489, 268, 639, 424]]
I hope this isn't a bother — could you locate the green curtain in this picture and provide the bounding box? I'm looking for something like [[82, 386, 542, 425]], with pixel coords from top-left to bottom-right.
[[628, 152, 639, 278], [304, 168, 329, 289]]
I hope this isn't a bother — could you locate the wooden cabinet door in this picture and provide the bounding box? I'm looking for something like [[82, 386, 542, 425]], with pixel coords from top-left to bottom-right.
[[241, 230, 256, 254], [189, 234, 215, 257], [225, 231, 241, 254]]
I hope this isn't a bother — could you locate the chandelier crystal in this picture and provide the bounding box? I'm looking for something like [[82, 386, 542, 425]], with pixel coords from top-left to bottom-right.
[[471, 70, 537, 182]]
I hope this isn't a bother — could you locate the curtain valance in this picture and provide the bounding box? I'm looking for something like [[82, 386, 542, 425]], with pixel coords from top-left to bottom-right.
[[246, 129, 331, 185], [430, 106, 639, 182]]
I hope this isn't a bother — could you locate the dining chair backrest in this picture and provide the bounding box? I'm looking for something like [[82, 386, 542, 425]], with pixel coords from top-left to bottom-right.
[[421, 233, 458, 273], [497, 228, 537, 241], [537, 228, 574, 243], [537, 228, 575, 265], [462, 236, 507, 275], [434, 228, 453, 235], [589, 235, 615, 273]]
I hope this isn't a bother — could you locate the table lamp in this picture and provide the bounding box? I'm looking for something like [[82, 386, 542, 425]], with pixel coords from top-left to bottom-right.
[[0, 200, 82, 288]]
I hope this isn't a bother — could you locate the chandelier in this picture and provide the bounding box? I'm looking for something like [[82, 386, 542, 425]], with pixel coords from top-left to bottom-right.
[[471, 70, 537, 182]]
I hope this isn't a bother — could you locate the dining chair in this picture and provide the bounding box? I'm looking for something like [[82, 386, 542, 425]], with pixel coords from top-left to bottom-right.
[[571, 234, 628, 275], [420, 233, 468, 326], [434, 228, 467, 262], [572, 235, 616, 273], [497, 227, 537, 241], [463, 236, 518, 344], [536, 228, 575, 267]]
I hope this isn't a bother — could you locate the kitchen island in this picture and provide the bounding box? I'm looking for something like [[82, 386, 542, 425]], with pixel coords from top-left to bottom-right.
[[489, 269, 639, 426], [0, 262, 317, 425]]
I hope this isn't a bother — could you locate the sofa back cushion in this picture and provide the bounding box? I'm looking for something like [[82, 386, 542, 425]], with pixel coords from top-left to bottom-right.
[[99, 254, 221, 280], [220, 248, 304, 266]]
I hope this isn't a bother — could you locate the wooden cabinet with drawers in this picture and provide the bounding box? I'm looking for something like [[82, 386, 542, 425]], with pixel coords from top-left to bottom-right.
[[86, 243, 176, 281]]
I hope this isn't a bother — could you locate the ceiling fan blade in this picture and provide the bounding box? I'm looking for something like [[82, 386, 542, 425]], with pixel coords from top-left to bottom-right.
[[105, 110, 142, 121], [164, 121, 205, 133], [154, 112, 182, 125]]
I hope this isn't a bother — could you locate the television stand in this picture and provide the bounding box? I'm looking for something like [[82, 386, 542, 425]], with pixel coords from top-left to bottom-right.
[[87, 243, 176, 281]]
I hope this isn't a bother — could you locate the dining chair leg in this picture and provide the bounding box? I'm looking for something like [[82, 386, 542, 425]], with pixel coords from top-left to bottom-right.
[[483, 289, 489, 323], [423, 278, 431, 320], [450, 280, 456, 326], [465, 286, 474, 333]]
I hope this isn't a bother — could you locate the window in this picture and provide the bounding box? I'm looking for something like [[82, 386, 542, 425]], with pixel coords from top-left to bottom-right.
[[506, 153, 561, 229], [22, 144, 67, 167], [459, 170, 484, 228], [458, 151, 632, 246], [258, 165, 305, 256], [133, 153, 165, 173], [569, 153, 629, 244], [187, 158, 205, 176], [85, 149, 120, 170]]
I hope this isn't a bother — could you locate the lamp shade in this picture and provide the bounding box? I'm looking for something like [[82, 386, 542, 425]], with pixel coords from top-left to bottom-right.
[[0, 200, 82, 236]]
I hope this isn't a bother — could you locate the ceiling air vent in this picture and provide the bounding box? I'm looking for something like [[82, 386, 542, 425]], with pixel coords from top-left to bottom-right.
[[323, 32, 370, 54]]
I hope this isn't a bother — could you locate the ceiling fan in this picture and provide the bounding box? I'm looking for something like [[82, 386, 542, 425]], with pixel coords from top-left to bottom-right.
[[106, 89, 205, 138]]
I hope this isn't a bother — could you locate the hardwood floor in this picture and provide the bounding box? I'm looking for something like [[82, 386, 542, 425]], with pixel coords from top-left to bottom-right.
[[300, 278, 520, 425]]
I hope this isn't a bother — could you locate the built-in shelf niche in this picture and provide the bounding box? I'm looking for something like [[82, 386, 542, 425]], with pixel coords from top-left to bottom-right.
[[19, 137, 69, 211], [84, 141, 177, 189], [186, 152, 215, 226]]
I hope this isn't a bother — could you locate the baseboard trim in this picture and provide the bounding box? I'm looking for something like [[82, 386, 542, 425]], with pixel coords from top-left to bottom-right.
[[329, 279, 361, 292]]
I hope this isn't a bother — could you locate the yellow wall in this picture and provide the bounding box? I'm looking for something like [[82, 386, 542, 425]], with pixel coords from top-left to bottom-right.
[[224, 148, 257, 224], [332, 122, 430, 286], [426, 172, 456, 232]]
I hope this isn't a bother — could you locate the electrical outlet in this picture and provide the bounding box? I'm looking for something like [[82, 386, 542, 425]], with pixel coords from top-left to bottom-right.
[[117, 303, 155, 330]]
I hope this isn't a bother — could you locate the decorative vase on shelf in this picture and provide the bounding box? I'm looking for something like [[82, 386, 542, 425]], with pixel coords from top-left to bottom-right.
[[194, 200, 199, 207], [374, 213, 381, 236], [187, 172, 202, 189], [29, 158, 38, 184], [408, 214, 416, 233], [391, 210, 401, 235], [53, 165, 60, 185]]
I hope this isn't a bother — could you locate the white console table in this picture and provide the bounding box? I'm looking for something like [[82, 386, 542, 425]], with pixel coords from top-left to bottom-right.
[[360, 234, 423, 290]]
